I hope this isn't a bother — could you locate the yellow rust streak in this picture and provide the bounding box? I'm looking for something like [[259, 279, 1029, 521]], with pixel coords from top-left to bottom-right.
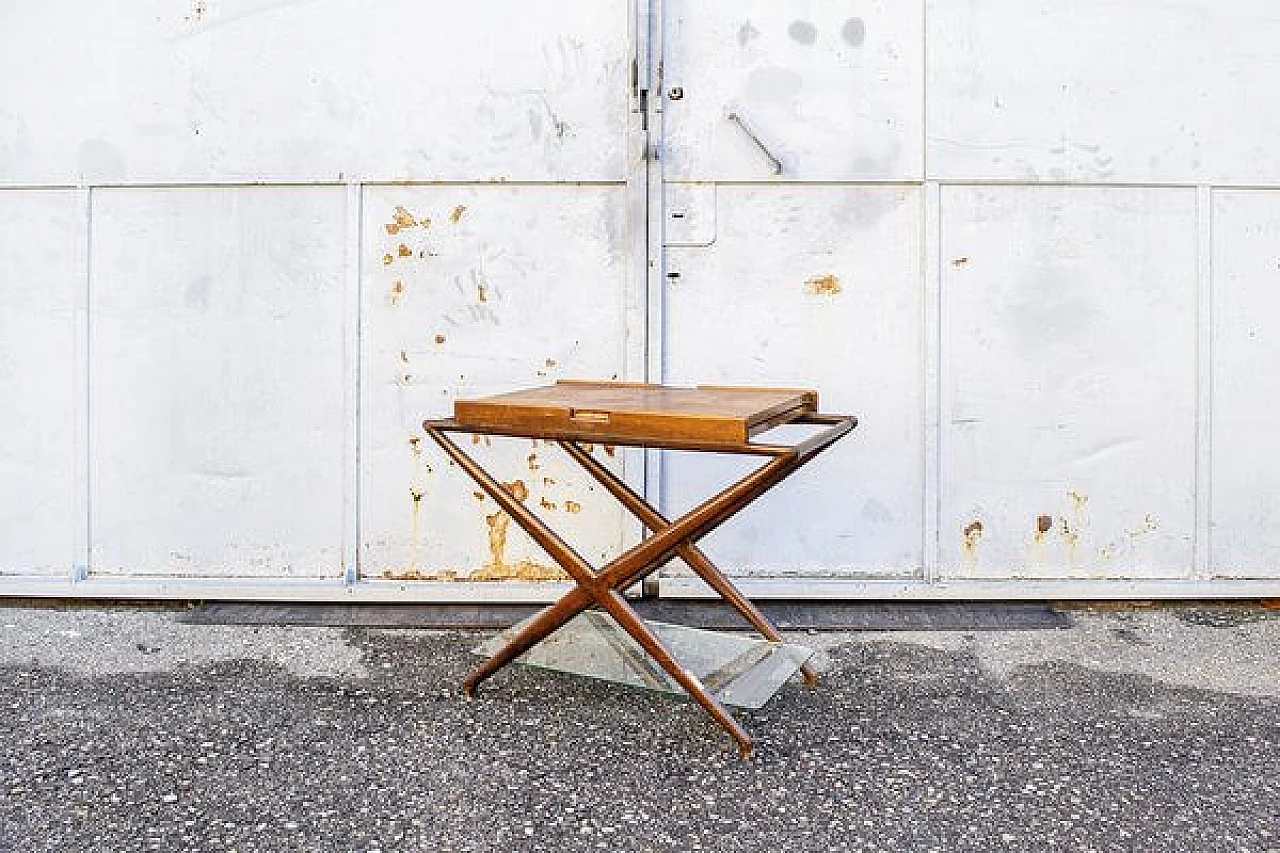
[[450, 204, 467, 224], [408, 435, 429, 574], [470, 479, 565, 581]]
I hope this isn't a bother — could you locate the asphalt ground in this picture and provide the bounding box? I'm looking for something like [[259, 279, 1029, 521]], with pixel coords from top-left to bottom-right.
[[1, 605, 1277, 852]]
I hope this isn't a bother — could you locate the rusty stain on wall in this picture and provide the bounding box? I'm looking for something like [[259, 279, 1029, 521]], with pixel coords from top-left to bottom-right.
[[540, 497, 557, 511], [565, 500, 582, 514], [385, 205, 419, 235], [962, 520, 983, 568], [471, 477, 566, 581], [804, 274, 842, 296], [387, 280, 405, 306], [397, 243, 412, 258], [408, 434, 432, 574], [434, 333, 446, 345], [527, 452, 539, 471], [449, 204, 467, 224], [1061, 490, 1088, 566]]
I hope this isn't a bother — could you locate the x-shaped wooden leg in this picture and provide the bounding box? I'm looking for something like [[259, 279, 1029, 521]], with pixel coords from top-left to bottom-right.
[[423, 418, 853, 757], [557, 440, 821, 687]]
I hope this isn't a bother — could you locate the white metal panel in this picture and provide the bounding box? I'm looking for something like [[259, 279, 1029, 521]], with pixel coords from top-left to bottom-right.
[[360, 185, 633, 581], [927, 0, 1280, 185], [0, 0, 629, 184], [662, 185, 923, 576], [0, 190, 79, 574], [1211, 190, 1280, 578], [940, 186, 1198, 578], [89, 187, 347, 576], [662, 0, 923, 181]]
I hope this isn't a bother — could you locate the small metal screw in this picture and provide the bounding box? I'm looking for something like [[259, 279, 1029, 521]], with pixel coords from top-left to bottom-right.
[[668, 87, 684, 101]]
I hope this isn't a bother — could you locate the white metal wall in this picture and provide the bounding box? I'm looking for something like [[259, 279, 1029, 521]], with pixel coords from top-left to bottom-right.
[[2, 0, 1278, 600]]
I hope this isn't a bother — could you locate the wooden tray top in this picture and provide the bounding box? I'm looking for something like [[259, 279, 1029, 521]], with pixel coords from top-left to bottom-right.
[[452, 381, 818, 444]]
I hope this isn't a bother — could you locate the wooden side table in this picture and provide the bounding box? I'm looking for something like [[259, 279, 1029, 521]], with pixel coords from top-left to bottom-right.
[[423, 380, 857, 757]]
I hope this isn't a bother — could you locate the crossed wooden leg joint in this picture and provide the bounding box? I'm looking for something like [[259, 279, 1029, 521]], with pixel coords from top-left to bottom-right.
[[424, 426, 842, 759]]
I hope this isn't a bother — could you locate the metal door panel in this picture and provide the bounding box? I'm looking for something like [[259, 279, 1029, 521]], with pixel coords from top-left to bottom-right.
[[1211, 190, 1280, 577], [661, 185, 923, 577], [359, 185, 633, 581], [0, 190, 79, 574], [927, 0, 1280, 184], [89, 187, 348, 576], [0, 0, 629, 184], [662, 1, 923, 181], [939, 186, 1198, 578]]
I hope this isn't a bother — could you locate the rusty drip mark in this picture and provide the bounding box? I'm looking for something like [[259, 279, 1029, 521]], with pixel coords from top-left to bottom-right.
[[450, 204, 467, 224], [382, 253, 394, 266], [952, 257, 969, 267], [565, 500, 582, 514], [471, 433, 481, 445], [477, 478, 564, 580], [540, 497, 557, 511], [434, 334, 446, 345], [527, 452, 540, 472], [542, 477, 556, 486], [409, 433, 429, 573], [603, 445, 616, 458], [484, 510, 509, 571], [803, 274, 842, 296], [397, 244, 412, 258], [962, 520, 983, 568], [1063, 491, 1088, 566], [388, 280, 405, 306], [477, 283, 488, 303], [399, 349, 410, 364], [473, 490, 485, 501]]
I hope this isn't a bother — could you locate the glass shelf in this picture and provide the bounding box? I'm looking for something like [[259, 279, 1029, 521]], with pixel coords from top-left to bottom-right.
[[473, 609, 815, 710]]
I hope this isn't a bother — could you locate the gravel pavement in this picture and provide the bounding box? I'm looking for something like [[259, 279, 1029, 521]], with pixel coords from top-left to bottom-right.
[[1, 605, 1277, 852]]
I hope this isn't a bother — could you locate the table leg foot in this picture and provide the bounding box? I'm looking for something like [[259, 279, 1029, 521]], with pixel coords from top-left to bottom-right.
[[736, 738, 755, 760], [800, 664, 820, 688]]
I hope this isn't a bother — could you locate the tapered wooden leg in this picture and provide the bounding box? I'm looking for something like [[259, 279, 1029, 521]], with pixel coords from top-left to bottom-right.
[[559, 440, 819, 686], [463, 586, 593, 697], [597, 590, 754, 758]]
